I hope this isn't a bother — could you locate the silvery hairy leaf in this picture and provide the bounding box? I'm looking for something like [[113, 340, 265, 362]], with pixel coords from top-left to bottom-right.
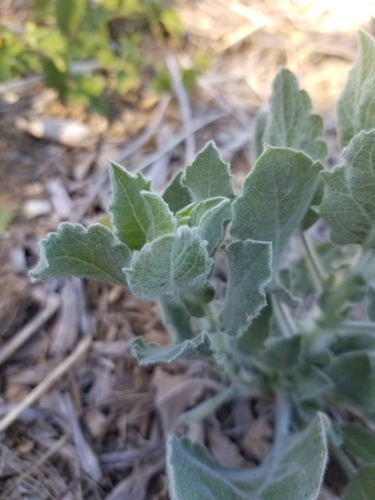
[[342, 423, 375, 464], [141, 191, 177, 240], [182, 142, 234, 201], [343, 464, 375, 500], [182, 284, 215, 318], [337, 31, 375, 147], [231, 147, 323, 267], [294, 367, 332, 401], [125, 227, 213, 302], [131, 332, 214, 365], [261, 335, 301, 370], [109, 161, 151, 250], [266, 280, 300, 309], [159, 296, 194, 342], [325, 351, 375, 411], [188, 197, 232, 255], [30, 223, 130, 286], [162, 170, 193, 213], [257, 68, 327, 164], [236, 301, 273, 355], [253, 68, 327, 230], [221, 239, 272, 336], [319, 129, 375, 249], [328, 332, 375, 356], [167, 412, 329, 500], [253, 109, 268, 161]]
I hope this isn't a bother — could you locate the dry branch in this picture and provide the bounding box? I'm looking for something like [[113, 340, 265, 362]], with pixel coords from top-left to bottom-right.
[[0, 335, 92, 433], [0, 293, 60, 367]]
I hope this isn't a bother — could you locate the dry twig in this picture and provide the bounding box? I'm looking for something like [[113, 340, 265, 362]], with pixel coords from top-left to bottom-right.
[[0, 335, 92, 433], [131, 110, 228, 174], [0, 293, 60, 367], [166, 54, 196, 163]]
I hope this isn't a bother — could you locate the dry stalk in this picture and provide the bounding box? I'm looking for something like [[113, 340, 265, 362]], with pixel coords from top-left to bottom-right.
[[0, 335, 92, 433], [0, 293, 60, 367]]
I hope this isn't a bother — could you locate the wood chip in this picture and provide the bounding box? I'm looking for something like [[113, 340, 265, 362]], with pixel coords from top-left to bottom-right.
[[46, 178, 74, 220], [15, 117, 95, 148], [152, 367, 224, 434], [50, 279, 84, 356], [240, 416, 273, 462], [57, 392, 102, 482], [207, 416, 247, 468], [22, 199, 52, 219]]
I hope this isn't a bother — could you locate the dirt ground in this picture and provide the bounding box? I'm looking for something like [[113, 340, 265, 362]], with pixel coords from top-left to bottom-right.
[[0, 1, 374, 498]]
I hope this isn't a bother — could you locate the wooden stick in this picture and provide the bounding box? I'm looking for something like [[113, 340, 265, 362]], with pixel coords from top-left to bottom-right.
[[10, 434, 70, 493], [131, 110, 228, 173], [114, 95, 172, 163], [0, 336, 92, 433], [0, 294, 60, 367], [166, 54, 195, 164]]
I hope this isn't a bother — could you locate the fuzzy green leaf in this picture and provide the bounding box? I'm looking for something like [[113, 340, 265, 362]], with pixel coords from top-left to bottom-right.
[[189, 197, 232, 255], [125, 227, 213, 302], [141, 191, 177, 240], [176, 202, 195, 226], [188, 197, 224, 221], [259, 68, 327, 163], [162, 171, 193, 213], [301, 179, 325, 231], [182, 285, 215, 318], [295, 367, 332, 401], [160, 296, 194, 342], [182, 142, 234, 201], [342, 423, 375, 464], [319, 130, 375, 249], [261, 335, 301, 370], [131, 332, 214, 366], [337, 31, 375, 147], [30, 223, 130, 286], [266, 280, 300, 309], [328, 333, 375, 356], [167, 412, 328, 500], [232, 147, 323, 267], [109, 161, 151, 250], [343, 464, 375, 500], [237, 301, 272, 355], [326, 351, 375, 410], [221, 240, 272, 336], [253, 109, 268, 160]]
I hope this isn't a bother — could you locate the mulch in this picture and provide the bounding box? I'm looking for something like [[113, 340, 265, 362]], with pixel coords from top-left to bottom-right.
[[0, 1, 373, 498]]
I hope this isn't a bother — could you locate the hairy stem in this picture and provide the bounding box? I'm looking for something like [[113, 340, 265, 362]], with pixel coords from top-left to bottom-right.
[[273, 392, 291, 454], [203, 303, 217, 332], [342, 320, 375, 332], [299, 229, 325, 292], [271, 295, 296, 337]]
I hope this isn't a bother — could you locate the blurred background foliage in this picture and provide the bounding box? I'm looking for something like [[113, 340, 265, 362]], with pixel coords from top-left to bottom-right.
[[0, 0, 190, 113]]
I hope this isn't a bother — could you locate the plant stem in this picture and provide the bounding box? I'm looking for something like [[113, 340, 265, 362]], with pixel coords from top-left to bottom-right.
[[271, 295, 295, 337], [329, 441, 356, 481], [299, 229, 325, 293], [274, 392, 291, 453], [322, 320, 375, 334], [203, 303, 217, 332]]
